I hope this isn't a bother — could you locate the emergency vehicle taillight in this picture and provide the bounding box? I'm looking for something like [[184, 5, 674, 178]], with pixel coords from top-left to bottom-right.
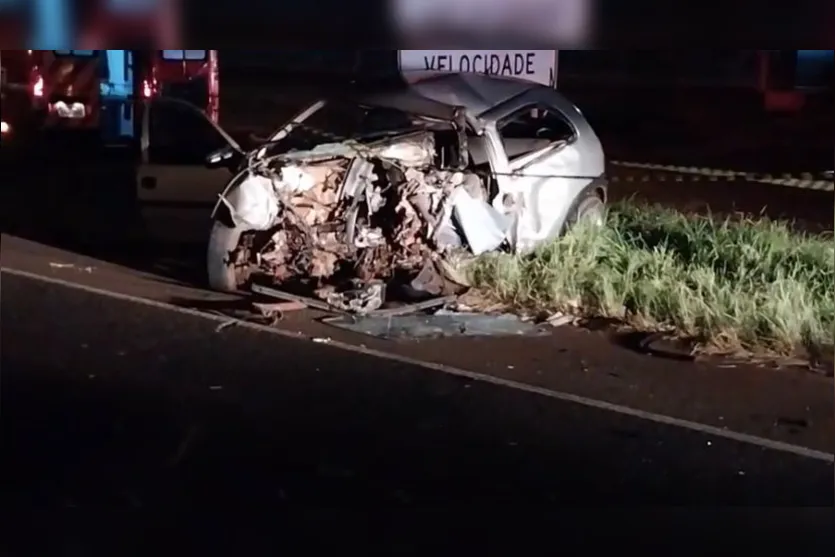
[[32, 74, 44, 98], [142, 79, 154, 98]]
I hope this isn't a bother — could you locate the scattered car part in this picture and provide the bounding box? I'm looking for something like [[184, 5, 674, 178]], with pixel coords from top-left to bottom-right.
[[322, 310, 549, 340]]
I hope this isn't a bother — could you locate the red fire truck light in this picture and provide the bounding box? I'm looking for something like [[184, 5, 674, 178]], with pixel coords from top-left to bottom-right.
[[33, 75, 44, 98]]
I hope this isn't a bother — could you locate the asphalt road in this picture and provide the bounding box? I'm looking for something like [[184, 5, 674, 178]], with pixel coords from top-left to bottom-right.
[[2, 271, 832, 509]]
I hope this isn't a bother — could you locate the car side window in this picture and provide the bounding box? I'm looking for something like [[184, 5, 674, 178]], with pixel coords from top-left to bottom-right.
[[498, 104, 575, 162], [148, 101, 228, 164]]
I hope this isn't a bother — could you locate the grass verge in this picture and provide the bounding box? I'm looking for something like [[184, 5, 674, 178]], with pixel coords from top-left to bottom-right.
[[469, 203, 834, 360]]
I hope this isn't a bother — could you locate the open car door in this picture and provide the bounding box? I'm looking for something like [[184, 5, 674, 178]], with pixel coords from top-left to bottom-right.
[[137, 97, 241, 244]]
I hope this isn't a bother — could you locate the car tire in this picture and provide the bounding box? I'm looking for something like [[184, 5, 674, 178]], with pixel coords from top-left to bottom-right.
[[206, 219, 247, 292], [564, 189, 606, 233]]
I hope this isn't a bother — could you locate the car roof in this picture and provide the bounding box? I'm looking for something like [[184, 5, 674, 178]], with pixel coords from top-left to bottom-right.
[[350, 72, 542, 121], [261, 72, 540, 121], [406, 72, 542, 117]]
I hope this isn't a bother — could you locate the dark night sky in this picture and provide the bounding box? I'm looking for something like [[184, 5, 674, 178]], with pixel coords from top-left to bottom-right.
[[215, 49, 832, 92], [190, 0, 832, 47], [217, 50, 764, 86]]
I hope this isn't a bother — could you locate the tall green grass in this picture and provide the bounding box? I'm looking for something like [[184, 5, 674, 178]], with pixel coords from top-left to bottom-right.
[[470, 203, 834, 356]]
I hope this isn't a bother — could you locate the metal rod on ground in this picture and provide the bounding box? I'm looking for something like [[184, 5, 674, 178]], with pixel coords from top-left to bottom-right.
[[251, 283, 456, 317], [365, 295, 457, 318], [252, 301, 307, 315], [251, 283, 343, 314]]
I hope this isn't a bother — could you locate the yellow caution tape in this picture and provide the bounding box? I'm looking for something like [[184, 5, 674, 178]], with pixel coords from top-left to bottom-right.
[[610, 161, 834, 191]]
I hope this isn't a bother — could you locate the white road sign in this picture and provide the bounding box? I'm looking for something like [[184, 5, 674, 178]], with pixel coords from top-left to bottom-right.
[[398, 50, 558, 87]]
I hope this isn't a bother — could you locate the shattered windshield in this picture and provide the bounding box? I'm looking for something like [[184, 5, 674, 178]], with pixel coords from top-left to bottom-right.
[[262, 99, 428, 157]]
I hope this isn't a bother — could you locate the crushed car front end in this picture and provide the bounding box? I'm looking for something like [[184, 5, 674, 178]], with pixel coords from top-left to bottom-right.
[[212, 119, 494, 312]]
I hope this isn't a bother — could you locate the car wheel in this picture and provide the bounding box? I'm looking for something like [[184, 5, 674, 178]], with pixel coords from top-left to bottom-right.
[[206, 219, 248, 292], [565, 190, 606, 232]]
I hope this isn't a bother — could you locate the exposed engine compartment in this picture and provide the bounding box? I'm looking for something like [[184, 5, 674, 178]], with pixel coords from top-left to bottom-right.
[[223, 129, 511, 313]]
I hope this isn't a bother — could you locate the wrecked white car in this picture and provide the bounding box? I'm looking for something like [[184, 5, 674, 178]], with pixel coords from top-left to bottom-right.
[[206, 73, 606, 310], [135, 73, 606, 312]]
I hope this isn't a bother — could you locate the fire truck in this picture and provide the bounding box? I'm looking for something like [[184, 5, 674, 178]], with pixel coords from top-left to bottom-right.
[[1, 50, 9, 139], [133, 50, 220, 124], [1, 50, 43, 143], [93, 49, 219, 143], [0, 49, 219, 146], [27, 49, 106, 131], [0, 49, 109, 140]]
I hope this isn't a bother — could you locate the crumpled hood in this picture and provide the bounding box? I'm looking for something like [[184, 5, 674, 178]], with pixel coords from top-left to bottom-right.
[[219, 129, 511, 312]]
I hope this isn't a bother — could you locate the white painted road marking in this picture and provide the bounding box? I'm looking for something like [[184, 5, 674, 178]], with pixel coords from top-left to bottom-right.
[[2, 266, 833, 464], [611, 161, 835, 192]]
